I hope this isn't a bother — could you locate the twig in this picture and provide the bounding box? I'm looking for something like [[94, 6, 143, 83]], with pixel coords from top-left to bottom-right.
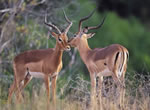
[[0, 0, 25, 53], [0, 8, 13, 13]]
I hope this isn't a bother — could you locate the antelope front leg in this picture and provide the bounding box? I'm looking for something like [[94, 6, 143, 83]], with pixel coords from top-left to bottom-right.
[[90, 73, 96, 110], [51, 75, 58, 107], [97, 76, 103, 110], [44, 75, 50, 105]]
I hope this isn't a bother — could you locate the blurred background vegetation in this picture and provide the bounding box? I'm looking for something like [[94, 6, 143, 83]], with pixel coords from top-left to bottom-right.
[[0, 0, 150, 108]]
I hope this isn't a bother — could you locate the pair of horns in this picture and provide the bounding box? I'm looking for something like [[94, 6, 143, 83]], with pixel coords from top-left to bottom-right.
[[44, 10, 72, 35], [78, 9, 106, 33], [44, 9, 106, 34]]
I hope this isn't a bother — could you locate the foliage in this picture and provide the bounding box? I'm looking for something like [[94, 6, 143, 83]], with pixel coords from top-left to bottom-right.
[[97, 0, 150, 21]]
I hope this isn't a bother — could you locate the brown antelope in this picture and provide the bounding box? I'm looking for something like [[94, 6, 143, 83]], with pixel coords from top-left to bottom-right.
[[8, 11, 72, 105], [68, 11, 129, 109]]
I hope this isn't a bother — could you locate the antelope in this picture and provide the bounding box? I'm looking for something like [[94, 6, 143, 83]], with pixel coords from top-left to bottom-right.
[[68, 11, 129, 109], [8, 11, 72, 105]]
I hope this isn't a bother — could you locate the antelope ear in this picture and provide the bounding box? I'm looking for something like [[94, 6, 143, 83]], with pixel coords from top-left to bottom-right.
[[51, 32, 58, 38], [86, 33, 95, 39]]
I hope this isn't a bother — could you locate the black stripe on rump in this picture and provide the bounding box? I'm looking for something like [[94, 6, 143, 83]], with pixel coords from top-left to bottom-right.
[[114, 52, 120, 65]]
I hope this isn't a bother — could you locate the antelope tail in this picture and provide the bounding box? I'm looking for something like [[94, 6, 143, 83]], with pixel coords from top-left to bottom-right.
[[114, 50, 129, 78]]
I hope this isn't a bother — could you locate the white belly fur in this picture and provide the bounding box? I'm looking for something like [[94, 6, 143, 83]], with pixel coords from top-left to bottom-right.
[[28, 71, 45, 78], [97, 68, 113, 77]]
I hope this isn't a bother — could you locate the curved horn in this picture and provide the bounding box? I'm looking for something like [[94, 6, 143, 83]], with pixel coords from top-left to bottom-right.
[[63, 10, 72, 34], [78, 9, 96, 33], [44, 13, 61, 34], [85, 15, 106, 31]]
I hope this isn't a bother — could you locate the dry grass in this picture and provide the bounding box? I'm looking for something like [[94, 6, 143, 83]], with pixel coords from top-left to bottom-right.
[[0, 72, 150, 110], [1, 86, 149, 110], [1, 90, 149, 110]]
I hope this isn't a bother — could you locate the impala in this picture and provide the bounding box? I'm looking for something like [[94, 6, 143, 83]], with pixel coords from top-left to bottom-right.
[[8, 11, 72, 105], [68, 11, 129, 108]]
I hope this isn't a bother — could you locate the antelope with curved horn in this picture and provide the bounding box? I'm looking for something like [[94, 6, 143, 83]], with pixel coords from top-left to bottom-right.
[[8, 11, 72, 105], [68, 10, 129, 108]]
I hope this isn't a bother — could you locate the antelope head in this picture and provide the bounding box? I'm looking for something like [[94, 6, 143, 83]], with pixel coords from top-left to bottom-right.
[[68, 10, 106, 47], [45, 11, 72, 51]]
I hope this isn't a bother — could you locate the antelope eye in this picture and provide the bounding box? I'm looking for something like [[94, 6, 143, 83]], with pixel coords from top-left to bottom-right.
[[58, 37, 62, 42]]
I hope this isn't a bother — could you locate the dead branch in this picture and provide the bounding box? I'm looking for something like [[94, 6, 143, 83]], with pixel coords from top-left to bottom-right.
[[0, 0, 25, 53]]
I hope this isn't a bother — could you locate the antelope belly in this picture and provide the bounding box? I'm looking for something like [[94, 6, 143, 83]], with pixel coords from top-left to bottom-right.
[[98, 68, 112, 77], [29, 71, 45, 78]]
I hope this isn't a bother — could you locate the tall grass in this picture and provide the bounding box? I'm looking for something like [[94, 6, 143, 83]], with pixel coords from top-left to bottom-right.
[[0, 71, 150, 110], [1, 91, 149, 110]]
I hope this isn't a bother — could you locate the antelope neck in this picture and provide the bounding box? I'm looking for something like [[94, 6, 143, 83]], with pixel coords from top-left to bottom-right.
[[54, 42, 63, 60], [77, 39, 91, 63]]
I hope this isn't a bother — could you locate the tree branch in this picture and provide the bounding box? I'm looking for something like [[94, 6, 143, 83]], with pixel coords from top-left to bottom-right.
[[0, 0, 25, 53]]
